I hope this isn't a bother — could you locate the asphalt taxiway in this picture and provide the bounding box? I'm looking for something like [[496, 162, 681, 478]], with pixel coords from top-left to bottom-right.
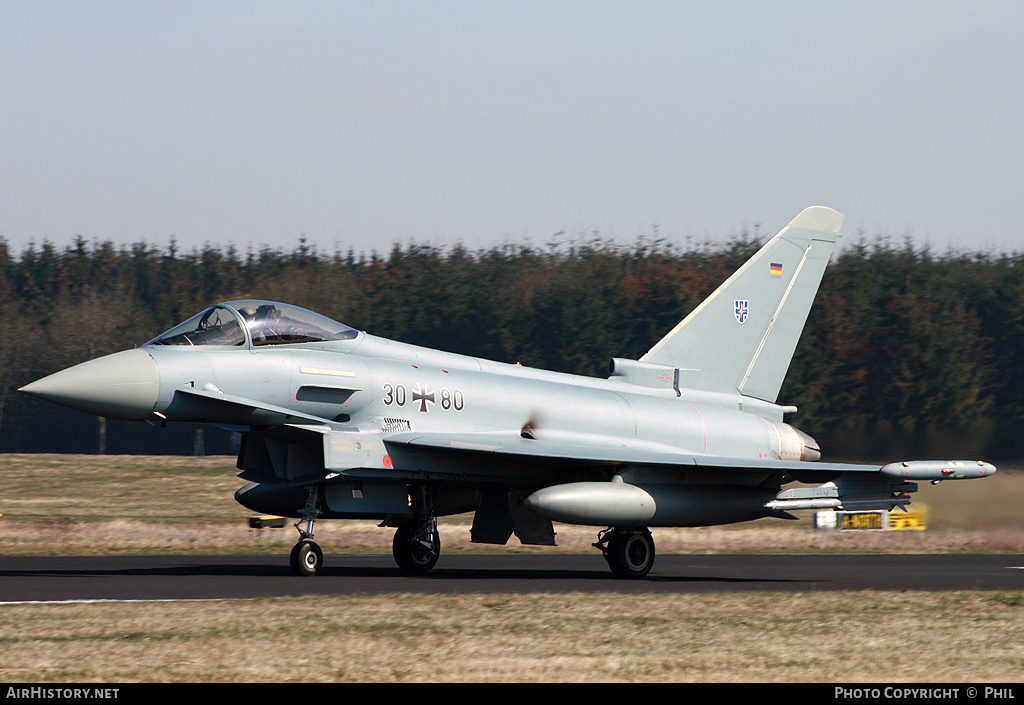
[[0, 553, 1020, 602]]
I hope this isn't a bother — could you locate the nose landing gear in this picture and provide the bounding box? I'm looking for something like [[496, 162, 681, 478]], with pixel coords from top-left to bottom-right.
[[290, 484, 323, 576]]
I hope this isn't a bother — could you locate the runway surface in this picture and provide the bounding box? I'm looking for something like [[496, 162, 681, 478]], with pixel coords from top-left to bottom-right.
[[0, 553, 1021, 601]]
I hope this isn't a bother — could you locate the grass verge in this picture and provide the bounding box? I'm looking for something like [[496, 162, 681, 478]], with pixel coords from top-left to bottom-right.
[[1, 591, 1022, 682]]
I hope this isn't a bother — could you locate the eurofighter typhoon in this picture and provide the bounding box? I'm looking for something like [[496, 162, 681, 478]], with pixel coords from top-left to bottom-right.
[[20, 207, 995, 577]]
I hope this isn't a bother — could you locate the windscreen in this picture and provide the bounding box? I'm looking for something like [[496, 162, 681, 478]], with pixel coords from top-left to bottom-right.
[[147, 306, 246, 346]]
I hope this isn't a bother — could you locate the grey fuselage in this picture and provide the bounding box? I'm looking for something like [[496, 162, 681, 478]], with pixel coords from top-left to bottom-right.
[[146, 328, 807, 471]]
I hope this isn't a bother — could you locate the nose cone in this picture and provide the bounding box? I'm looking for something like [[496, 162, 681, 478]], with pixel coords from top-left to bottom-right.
[[20, 349, 159, 421]]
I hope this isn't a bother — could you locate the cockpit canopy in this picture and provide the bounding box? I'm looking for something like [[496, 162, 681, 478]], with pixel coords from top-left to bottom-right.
[[146, 301, 359, 347]]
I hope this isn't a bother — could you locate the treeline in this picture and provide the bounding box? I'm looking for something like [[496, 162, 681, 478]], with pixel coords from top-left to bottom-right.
[[1, 234, 1022, 460]]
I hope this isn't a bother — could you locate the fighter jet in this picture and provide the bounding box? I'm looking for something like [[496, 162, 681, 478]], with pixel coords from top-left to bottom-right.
[[20, 206, 996, 578]]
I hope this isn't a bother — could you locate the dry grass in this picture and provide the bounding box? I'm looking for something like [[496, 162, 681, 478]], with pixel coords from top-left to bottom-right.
[[0, 592, 1021, 683]]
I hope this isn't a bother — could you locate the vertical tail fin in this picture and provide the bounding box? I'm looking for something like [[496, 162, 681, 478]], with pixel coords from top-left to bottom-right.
[[640, 206, 843, 403]]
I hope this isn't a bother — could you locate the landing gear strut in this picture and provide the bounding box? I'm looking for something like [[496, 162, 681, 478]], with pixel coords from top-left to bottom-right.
[[290, 484, 323, 576], [595, 527, 655, 579]]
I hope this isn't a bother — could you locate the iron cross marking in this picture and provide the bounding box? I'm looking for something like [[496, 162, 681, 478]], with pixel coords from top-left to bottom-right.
[[412, 383, 435, 412]]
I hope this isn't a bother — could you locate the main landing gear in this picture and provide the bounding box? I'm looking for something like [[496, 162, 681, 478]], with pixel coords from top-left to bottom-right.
[[595, 527, 656, 579], [392, 514, 441, 573], [391, 484, 441, 573]]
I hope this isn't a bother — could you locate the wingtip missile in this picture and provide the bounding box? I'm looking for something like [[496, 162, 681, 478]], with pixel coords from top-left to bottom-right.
[[880, 460, 996, 482]]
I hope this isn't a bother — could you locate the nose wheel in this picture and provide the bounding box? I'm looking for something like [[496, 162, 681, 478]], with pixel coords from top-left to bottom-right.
[[290, 539, 323, 577]]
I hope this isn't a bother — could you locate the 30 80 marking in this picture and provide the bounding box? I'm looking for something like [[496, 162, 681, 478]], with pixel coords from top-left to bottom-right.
[[383, 383, 464, 412]]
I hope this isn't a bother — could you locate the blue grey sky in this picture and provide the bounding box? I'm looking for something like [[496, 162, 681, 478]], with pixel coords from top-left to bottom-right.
[[2, 1, 1023, 256]]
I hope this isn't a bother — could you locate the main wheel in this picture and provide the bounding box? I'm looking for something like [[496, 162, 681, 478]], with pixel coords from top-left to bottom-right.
[[392, 520, 441, 573], [290, 539, 323, 577], [606, 530, 655, 579]]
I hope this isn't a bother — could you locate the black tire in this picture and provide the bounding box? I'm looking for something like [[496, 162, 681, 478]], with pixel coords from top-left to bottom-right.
[[606, 530, 655, 579], [290, 540, 323, 577], [392, 521, 441, 573]]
